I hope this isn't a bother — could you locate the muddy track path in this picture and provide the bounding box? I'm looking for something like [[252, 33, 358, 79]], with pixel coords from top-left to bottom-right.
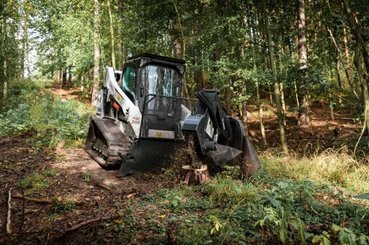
[[0, 131, 173, 244]]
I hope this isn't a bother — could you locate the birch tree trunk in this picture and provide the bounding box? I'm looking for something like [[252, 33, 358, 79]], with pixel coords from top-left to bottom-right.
[[297, 0, 310, 126], [107, 0, 115, 68], [91, 0, 101, 106]]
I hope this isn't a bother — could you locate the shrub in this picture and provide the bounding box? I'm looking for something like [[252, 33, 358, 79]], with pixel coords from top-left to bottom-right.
[[0, 79, 92, 148]]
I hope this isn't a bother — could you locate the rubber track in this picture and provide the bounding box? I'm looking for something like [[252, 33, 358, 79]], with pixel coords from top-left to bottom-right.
[[86, 116, 131, 169]]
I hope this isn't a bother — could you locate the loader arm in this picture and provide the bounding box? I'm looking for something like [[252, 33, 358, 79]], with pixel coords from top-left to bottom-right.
[[97, 67, 142, 138]]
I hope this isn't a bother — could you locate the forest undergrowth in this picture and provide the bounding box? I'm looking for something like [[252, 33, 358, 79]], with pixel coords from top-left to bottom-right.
[[0, 80, 369, 244]]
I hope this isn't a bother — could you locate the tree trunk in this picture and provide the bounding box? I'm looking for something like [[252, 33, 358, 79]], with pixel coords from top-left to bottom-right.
[[58, 70, 61, 86], [343, 0, 369, 143], [297, 0, 310, 126], [117, 0, 125, 64], [294, 81, 300, 108], [1, 18, 7, 100], [256, 80, 267, 148], [279, 82, 286, 126], [241, 85, 247, 127], [263, 0, 288, 154], [107, 0, 116, 68], [62, 69, 67, 89], [67, 66, 72, 86], [171, 0, 185, 59], [171, 0, 189, 98], [3, 60, 7, 100], [250, 9, 267, 147], [354, 48, 369, 133], [20, 1, 28, 79], [91, 0, 101, 106], [327, 27, 353, 89], [343, 28, 352, 82], [342, 0, 369, 75], [336, 57, 342, 89], [354, 47, 369, 151]]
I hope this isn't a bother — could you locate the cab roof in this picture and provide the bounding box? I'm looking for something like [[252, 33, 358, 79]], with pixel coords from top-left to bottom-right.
[[127, 53, 185, 65]]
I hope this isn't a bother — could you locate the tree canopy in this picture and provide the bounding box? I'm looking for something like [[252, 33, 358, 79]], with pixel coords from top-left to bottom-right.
[[1, 0, 369, 149]]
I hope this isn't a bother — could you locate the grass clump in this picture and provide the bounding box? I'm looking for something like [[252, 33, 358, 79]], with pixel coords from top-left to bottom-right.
[[204, 176, 259, 208], [19, 173, 52, 194], [19, 169, 59, 194], [49, 199, 76, 215], [257, 148, 369, 193]]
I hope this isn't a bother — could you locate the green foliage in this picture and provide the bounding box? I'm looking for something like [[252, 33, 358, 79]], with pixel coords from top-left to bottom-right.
[[329, 224, 369, 245], [255, 206, 289, 243], [0, 0, 22, 87], [255, 149, 369, 193], [81, 172, 91, 182], [29, 93, 88, 148], [312, 231, 331, 245], [33, 0, 95, 78], [0, 103, 33, 134], [175, 217, 212, 244], [44, 169, 59, 177], [19, 172, 53, 194], [209, 215, 223, 235], [49, 199, 76, 215], [0, 79, 91, 148], [205, 176, 259, 208], [100, 158, 369, 244]]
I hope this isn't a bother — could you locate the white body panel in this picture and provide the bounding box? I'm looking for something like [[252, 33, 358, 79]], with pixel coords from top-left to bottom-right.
[[103, 67, 142, 138]]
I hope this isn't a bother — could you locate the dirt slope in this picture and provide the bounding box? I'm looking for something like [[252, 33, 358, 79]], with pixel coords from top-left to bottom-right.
[[0, 132, 173, 244]]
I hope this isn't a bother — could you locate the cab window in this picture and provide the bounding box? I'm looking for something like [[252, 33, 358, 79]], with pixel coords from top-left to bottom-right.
[[121, 66, 136, 102], [141, 65, 180, 97]]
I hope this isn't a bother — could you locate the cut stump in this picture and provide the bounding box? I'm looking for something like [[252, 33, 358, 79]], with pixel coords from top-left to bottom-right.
[[181, 164, 210, 185]]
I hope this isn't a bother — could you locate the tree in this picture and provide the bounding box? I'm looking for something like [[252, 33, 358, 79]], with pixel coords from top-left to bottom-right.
[[106, 0, 116, 68], [262, 0, 288, 154], [0, 0, 22, 102], [92, 0, 101, 106], [297, 0, 310, 126], [342, 0, 369, 151]]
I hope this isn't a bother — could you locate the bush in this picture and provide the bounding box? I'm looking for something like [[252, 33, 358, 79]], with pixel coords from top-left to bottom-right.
[[0, 79, 91, 148], [0, 103, 33, 135]]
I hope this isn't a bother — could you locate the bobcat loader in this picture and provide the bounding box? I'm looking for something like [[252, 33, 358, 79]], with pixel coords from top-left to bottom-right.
[[86, 53, 259, 176]]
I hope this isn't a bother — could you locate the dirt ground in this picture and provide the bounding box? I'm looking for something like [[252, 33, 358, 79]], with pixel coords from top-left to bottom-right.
[[247, 103, 363, 155], [0, 132, 176, 244]]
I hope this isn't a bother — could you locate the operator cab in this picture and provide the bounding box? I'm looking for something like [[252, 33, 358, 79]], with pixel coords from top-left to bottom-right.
[[119, 53, 186, 140], [119, 53, 185, 110]]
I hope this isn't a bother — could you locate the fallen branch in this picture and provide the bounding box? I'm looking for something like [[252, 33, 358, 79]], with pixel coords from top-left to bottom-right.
[[12, 194, 83, 206], [50, 214, 120, 241], [66, 215, 118, 233], [6, 189, 12, 234], [13, 194, 52, 205], [97, 183, 111, 191]]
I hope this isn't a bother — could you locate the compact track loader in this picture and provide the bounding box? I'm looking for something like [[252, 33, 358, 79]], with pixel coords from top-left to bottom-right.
[[86, 53, 259, 177]]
